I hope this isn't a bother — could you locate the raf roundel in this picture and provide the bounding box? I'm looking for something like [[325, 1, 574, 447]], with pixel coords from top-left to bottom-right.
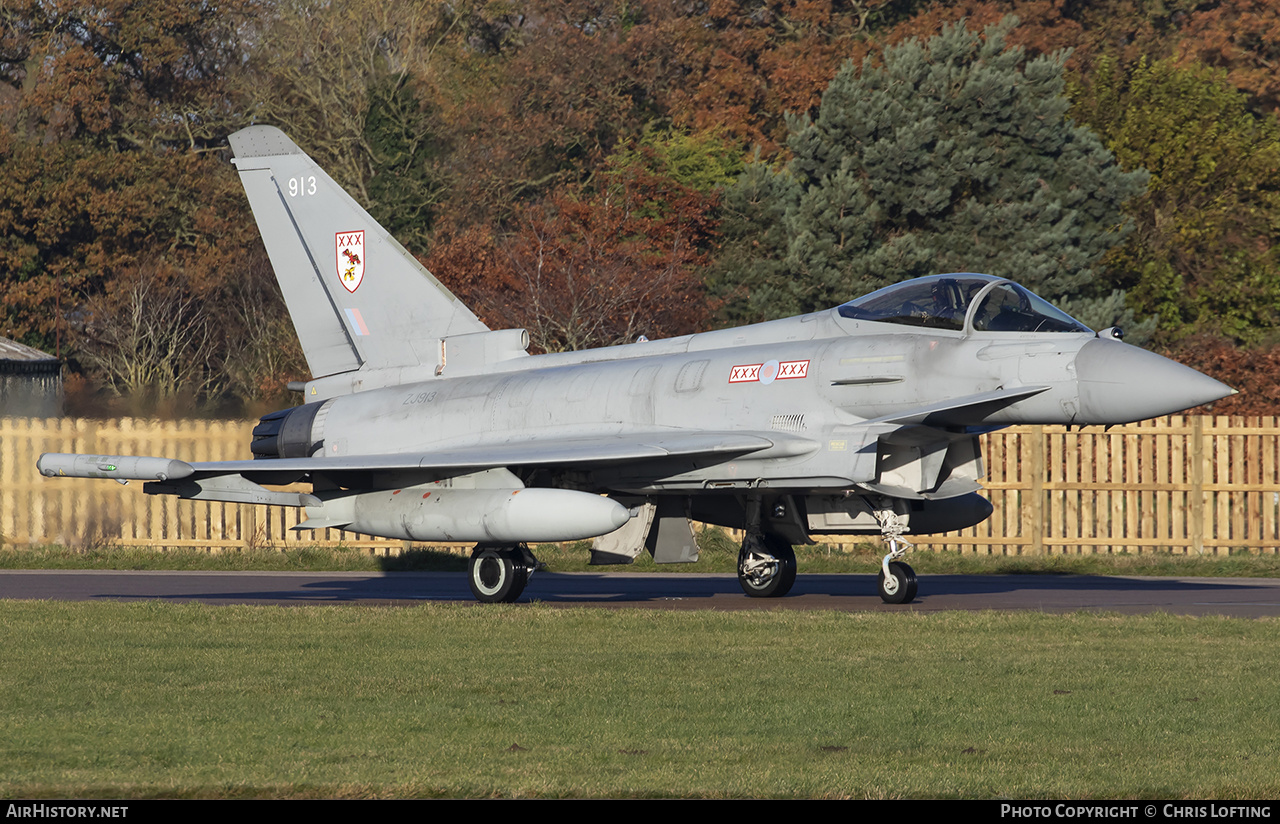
[[336, 230, 365, 293]]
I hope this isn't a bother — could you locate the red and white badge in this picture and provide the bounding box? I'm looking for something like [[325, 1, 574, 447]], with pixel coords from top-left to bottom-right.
[[729, 359, 809, 384], [777, 359, 809, 379], [336, 230, 365, 293]]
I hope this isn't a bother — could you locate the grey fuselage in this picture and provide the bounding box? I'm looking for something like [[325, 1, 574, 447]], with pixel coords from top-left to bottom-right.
[[36, 126, 1239, 565], [297, 305, 1209, 501]]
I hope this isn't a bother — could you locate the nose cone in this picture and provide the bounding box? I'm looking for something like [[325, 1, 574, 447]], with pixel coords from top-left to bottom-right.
[[1075, 339, 1236, 424]]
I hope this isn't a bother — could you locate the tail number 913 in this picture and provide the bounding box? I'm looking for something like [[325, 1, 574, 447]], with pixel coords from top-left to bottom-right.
[[288, 176, 317, 197]]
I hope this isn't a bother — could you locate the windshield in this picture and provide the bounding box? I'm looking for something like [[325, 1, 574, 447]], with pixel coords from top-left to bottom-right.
[[969, 282, 1092, 333], [837, 274, 1092, 334]]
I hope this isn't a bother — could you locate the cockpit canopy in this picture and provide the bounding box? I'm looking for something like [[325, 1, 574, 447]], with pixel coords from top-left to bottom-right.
[[836, 274, 1092, 334]]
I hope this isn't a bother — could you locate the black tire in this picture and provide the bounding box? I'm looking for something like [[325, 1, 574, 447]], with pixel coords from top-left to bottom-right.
[[738, 535, 797, 598], [878, 561, 917, 604], [468, 547, 528, 603]]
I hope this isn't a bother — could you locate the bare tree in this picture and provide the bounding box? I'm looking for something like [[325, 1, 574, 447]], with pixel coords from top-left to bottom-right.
[[241, 0, 456, 202], [77, 262, 222, 405], [217, 252, 307, 411]]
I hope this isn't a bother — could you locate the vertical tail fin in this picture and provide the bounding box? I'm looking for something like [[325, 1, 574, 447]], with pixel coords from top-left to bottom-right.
[[228, 126, 487, 380]]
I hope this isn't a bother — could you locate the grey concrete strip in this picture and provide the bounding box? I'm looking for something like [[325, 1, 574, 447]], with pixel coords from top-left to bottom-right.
[[1, 570, 1278, 617]]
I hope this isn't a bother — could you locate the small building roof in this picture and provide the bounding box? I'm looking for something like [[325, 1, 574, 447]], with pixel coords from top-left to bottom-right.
[[0, 336, 60, 374]]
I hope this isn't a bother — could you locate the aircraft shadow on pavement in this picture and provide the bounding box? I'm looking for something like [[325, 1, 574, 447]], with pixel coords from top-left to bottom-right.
[[77, 571, 1277, 614]]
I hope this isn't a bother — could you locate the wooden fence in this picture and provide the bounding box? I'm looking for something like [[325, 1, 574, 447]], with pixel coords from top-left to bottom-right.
[[916, 416, 1280, 555], [0, 417, 452, 555], [2, 416, 1278, 555]]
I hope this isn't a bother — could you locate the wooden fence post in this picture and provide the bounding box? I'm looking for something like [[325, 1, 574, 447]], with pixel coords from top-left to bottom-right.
[[1030, 425, 1045, 554], [1191, 415, 1205, 555]]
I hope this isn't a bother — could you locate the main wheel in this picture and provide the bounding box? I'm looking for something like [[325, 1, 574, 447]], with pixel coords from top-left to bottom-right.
[[468, 547, 529, 603], [738, 535, 797, 598], [878, 561, 918, 604]]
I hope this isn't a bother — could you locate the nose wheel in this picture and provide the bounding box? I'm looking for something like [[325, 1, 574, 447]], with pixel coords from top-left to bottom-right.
[[878, 561, 918, 604]]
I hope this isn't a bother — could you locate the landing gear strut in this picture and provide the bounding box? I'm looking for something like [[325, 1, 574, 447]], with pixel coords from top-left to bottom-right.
[[468, 545, 538, 603], [874, 504, 918, 604], [737, 533, 797, 598]]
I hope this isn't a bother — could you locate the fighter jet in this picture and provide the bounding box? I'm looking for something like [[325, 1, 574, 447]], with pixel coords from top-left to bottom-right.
[[37, 126, 1235, 604]]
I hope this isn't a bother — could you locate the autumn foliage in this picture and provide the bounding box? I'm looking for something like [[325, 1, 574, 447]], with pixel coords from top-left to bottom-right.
[[2, 0, 1280, 412], [429, 158, 718, 353]]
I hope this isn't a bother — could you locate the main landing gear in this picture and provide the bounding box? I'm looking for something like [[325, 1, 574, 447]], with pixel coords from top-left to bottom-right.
[[468, 544, 539, 603], [737, 532, 797, 598]]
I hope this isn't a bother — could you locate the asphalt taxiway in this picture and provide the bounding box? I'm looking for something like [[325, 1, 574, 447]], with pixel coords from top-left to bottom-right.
[[1, 570, 1278, 617]]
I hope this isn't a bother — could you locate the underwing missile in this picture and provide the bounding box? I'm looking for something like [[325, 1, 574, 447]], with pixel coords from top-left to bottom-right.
[[36, 454, 194, 482]]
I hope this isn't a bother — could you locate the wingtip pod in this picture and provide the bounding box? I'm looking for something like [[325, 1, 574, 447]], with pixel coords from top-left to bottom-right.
[[36, 454, 194, 482]]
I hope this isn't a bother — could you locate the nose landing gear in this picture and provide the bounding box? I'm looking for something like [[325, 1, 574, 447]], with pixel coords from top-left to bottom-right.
[[874, 504, 918, 604]]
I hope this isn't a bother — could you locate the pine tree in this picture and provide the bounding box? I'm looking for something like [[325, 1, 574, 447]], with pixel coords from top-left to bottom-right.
[[716, 18, 1149, 333]]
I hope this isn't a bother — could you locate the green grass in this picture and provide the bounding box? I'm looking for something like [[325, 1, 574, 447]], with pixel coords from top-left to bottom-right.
[[4, 527, 1280, 577], [1, 601, 1276, 798]]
